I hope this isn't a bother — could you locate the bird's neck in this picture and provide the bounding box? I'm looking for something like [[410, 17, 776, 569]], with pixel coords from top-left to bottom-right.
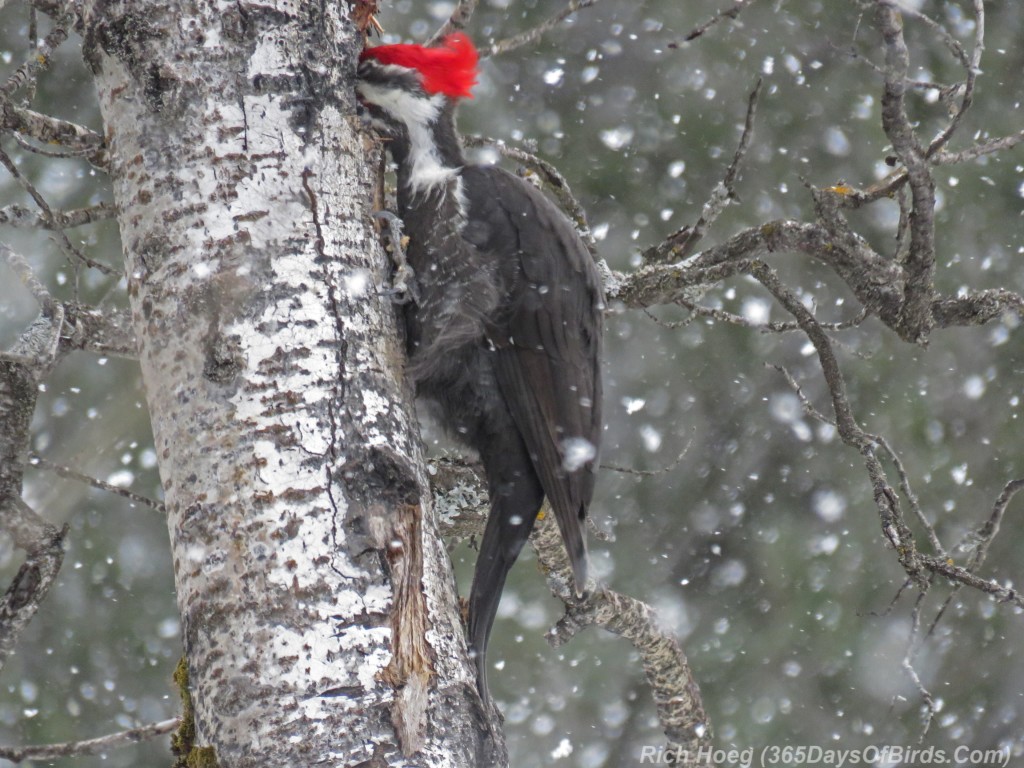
[[392, 98, 466, 199]]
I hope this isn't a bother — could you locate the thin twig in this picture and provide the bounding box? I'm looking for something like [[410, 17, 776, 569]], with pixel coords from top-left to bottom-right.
[[756, 263, 1024, 608], [602, 439, 691, 477], [836, 128, 1024, 209], [0, 1, 77, 99], [962, 478, 1024, 571], [900, 587, 937, 741], [672, 298, 867, 334], [0, 103, 104, 156], [885, 0, 969, 68], [0, 145, 119, 277], [767, 363, 834, 426], [0, 201, 116, 230], [752, 261, 925, 584], [929, 478, 1024, 637], [864, 576, 915, 618], [870, 433, 944, 558], [484, 0, 598, 58], [669, 0, 758, 46], [29, 454, 165, 512], [922, 0, 983, 161], [643, 78, 762, 265], [1, 241, 54, 313], [934, 130, 1024, 165], [0, 718, 180, 762], [426, 0, 478, 46], [929, 481, 1024, 638], [923, 556, 1023, 608]]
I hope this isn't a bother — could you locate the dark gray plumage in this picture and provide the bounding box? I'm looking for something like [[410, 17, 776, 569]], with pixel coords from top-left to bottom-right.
[[357, 42, 603, 702]]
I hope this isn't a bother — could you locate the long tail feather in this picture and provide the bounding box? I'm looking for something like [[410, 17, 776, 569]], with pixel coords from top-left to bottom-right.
[[467, 467, 544, 701]]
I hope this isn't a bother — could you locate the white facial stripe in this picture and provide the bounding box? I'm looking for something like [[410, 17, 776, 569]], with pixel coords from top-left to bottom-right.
[[356, 84, 458, 195], [356, 82, 442, 129], [405, 120, 459, 194]]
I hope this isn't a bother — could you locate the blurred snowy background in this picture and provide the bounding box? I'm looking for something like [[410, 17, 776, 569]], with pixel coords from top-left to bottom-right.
[[1, 1, 1022, 765]]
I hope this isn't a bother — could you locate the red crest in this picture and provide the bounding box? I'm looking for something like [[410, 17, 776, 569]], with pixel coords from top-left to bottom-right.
[[360, 33, 479, 100]]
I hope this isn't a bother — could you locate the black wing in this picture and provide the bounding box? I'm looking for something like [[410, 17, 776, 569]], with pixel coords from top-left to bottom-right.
[[462, 165, 603, 592]]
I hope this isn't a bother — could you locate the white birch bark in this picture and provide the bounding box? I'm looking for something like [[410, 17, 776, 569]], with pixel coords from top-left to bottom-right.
[[81, 1, 503, 764]]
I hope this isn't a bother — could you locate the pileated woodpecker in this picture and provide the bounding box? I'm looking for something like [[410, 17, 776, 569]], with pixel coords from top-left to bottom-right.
[[357, 34, 603, 701]]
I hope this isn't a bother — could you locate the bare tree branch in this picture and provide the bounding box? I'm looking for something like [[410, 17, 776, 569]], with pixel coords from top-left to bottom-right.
[[755, 262, 1024, 609], [0, 506, 66, 671], [484, 0, 598, 58], [643, 78, 762, 265], [884, 0, 970, 68], [428, 459, 711, 759], [0, 0, 77, 99], [929, 477, 1024, 634], [0, 146, 119, 277], [669, 0, 758, 46], [920, 0, 983, 160], [934, 130, 1024, 164], [0, 718, 180, 763], [426, 0, 478, 46], [751, 261, 926, 583], [0, 201, 116, 229], [601, 440, 691, 477], [0, 104, 105, 160], [870, 433, 944, 559], [29, 453, 164, 512], [673, 299, 868, 334], [829, 126, 1024, 208], [876, 2, 936, 343], [961, 478, 1024, 572], [1, 241, 54, 312], [533, 511, 712, 763]]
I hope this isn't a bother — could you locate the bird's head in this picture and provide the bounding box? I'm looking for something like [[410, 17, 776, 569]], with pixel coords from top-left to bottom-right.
[[356, 34, 479, 137]]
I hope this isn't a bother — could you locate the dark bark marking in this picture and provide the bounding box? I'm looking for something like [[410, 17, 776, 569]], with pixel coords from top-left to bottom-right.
[[381, 503, 434, 757]]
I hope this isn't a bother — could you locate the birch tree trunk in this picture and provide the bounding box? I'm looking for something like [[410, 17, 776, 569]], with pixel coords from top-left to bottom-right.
[[81, 1, 502, 764]]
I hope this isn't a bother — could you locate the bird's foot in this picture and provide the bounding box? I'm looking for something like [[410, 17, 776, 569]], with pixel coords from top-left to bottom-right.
[[385, 262, 420, 305], [373, 210, 420, 305]]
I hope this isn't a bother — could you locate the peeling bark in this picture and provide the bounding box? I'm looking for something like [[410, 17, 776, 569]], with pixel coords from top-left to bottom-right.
[[81, 0, 498, 764]]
